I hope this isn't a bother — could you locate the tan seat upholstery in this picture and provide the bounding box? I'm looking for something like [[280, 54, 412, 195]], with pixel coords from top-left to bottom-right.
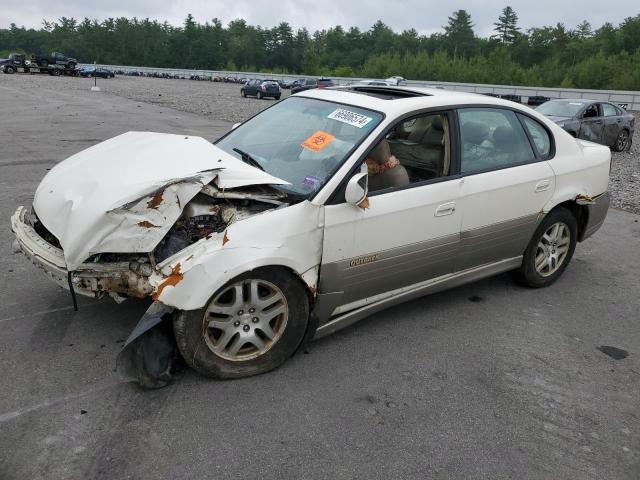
[[367, 139, 410, 191]]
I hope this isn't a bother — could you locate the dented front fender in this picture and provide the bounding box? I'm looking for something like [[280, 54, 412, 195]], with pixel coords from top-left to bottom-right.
[[149, 201, 324, 310]]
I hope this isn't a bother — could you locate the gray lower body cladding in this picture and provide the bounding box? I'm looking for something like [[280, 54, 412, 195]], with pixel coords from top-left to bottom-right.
[[315, 213, 540, 323]]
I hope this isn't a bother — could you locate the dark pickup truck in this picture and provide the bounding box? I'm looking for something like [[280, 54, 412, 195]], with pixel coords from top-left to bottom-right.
[[32, 52, 77, 70]]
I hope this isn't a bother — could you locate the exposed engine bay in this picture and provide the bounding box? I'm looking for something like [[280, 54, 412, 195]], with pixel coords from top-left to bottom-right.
[[155, 185, 286, 262]]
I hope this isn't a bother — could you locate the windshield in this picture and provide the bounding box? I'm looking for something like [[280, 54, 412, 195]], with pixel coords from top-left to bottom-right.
[[216, 97, 383, 197], [536, 100, 585, 117]]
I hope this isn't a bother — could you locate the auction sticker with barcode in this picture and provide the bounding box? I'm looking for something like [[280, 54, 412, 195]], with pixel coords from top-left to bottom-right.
[[328, 109, 373, 128]]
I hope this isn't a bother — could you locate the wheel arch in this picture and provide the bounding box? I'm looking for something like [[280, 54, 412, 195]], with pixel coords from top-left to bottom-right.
[[152, 256, 320, 312], [544, 199, 589, 242]]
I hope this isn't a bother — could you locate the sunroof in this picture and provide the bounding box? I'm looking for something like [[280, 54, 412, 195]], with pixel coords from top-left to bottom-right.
[[341, 86, 430, 100]]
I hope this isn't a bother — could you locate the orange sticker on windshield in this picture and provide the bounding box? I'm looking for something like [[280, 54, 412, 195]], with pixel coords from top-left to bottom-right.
[[302, 131, 335, 152]]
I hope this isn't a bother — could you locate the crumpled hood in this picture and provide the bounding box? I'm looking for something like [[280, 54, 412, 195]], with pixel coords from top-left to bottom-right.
[[33, 131, 288, 270]]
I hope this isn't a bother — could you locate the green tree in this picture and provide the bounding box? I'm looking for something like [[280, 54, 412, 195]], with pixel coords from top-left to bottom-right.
[[492, 6, 520, 44], [444, 10, 476, 57]]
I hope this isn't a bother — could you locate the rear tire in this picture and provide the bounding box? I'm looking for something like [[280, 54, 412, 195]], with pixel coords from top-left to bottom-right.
[[612, 129, 630, 152], [515, 207, 577, 288], [241, 89, 246, 98], [4, 66, 14, 74], [173, 267, 309, 379], [275, 94, 281, 100]]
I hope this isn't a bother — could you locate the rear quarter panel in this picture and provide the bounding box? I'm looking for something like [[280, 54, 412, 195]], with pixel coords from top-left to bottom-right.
[[545, 125, 610, 210]]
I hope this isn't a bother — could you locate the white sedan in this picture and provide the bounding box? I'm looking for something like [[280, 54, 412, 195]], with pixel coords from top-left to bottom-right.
[[11, 85, 610, 387]]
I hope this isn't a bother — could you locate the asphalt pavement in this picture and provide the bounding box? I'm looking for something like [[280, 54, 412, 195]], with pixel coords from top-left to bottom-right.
[[0, 76, 639, 480]]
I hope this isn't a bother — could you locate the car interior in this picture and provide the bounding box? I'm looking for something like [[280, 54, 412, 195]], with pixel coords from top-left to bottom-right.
[[367, 113, 450, 191]]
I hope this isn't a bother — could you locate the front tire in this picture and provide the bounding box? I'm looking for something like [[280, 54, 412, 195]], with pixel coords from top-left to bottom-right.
[[173, 268, 309, 379], [257, 91, 263, 99], [515, 207, 577, 288]]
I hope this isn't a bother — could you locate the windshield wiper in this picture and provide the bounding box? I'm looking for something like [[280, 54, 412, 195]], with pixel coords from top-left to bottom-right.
[[232, 148, 265, 171]]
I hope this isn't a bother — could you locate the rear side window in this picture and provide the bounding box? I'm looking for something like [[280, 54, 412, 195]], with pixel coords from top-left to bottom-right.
[[458, 108, 535, 174], [520, 115, 551, 158], [602, 103, 617, 116]]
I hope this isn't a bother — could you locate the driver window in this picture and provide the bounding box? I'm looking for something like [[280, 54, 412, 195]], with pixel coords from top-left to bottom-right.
[[367, 113, 451, 192]]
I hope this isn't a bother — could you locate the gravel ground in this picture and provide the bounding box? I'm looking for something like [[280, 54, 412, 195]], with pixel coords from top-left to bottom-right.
[[3, 73, 638, 213]]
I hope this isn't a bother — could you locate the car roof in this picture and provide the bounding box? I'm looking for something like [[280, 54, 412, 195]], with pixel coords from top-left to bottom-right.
[[294, 85, 538, 117]]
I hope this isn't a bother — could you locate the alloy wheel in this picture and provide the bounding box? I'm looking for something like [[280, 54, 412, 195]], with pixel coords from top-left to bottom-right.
[[534, 222, 571, 277], [202, 279, 289, 361], [616, 130, 629, 151]]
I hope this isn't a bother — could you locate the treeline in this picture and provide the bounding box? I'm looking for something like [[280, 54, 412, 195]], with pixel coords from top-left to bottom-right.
[[1, 9, 640, 90]]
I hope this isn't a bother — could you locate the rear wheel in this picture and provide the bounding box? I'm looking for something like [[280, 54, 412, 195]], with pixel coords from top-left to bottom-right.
[[4, 66, 14, 74], [241, 89, 246, 98], [275, 94, 281, 100], [67, 62, 76, 70], [515, 207, 577, 288], [173, 268, 309, 379], [613, 129, 630, 152]]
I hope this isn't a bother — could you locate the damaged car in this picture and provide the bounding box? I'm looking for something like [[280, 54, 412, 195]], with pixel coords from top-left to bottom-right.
[[536, 99, 634, 151], [11, 85, 611, 388]]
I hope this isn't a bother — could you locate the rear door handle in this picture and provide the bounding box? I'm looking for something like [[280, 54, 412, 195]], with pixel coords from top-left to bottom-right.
[[435, 202, 456, 217], [535, 180, 551, 193]]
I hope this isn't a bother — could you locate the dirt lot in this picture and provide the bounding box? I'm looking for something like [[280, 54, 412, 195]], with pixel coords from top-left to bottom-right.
[[0, 74, 639, 480]]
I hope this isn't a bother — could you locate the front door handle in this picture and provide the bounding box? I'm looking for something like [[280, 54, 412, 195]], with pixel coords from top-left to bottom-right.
[[435, 202, 456, 217], [535, 180, 551, 193]]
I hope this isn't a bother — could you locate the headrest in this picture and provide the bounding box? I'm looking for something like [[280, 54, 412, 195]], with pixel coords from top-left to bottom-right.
[[492, 125, 517, 145], [431, 115, 444, 131], [462, 121, 489, 145], [368, 139, 391, 165]]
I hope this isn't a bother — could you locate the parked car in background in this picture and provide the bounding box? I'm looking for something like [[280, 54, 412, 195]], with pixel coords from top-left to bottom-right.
[[291, 78, 335, 94], [281, 78, 305, 89], [351, 80, 390, 86], [12, 85, 611, 388], [500, 94, 522, 103], [79, 66, 115, 78], [384, 76, 406, 85], [241, 79, 281, 100], [537, 99, 634, 151], [528, 95, 551, 107]]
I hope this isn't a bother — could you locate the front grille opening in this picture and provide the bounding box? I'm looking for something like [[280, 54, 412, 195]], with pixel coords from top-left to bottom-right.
[[32, 211, 62, 248]]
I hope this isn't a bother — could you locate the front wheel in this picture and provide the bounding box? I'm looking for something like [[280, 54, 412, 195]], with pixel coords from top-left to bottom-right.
[[275, 94, 281, 100], [257, 91, 263, 99], [241, 89, 246, 98], [515, 207, 577, 288], [612, 129, 629, 152], [173, 268, 309, 379], [4, 66, 14, 74]]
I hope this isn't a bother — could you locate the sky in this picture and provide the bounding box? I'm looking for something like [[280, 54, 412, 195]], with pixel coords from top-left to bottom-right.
[[1, 0, 637, 36]]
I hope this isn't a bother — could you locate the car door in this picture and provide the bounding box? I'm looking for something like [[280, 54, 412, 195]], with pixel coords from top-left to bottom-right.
[[455, 107, 556, 271], [578, 103, 604, 143], [601, 103, 622, 146], [320, 111, 463, 315]]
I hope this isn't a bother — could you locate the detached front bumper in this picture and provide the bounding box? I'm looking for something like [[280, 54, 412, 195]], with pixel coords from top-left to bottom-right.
[[11, 206, 153, 299]]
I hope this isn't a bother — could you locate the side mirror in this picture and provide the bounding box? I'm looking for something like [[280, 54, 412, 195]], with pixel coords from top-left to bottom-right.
[[231, 122, 241, 130], [345, 164, 369, 206]]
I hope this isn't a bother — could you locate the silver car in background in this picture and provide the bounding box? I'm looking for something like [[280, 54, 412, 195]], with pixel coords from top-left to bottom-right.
[[536, 99, 634, 151]]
